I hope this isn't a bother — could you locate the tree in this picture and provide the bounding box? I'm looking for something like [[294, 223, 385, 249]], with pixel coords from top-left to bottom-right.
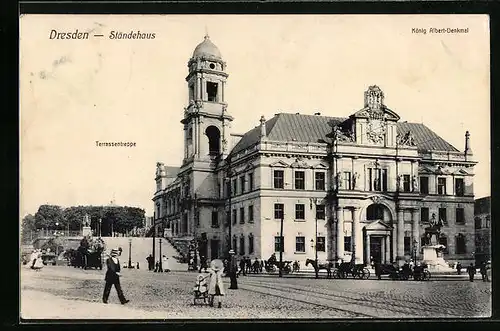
[[34, 205, 65, 230], [21, 214, 36, 244]]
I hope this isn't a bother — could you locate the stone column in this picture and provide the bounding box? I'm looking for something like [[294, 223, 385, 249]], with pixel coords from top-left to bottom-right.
[[412, 208, 420, 259], [336, 207, 344, 261], [385, 235, 391, 263], [352, 207, 362, 264], [397, 207, 405, 262]]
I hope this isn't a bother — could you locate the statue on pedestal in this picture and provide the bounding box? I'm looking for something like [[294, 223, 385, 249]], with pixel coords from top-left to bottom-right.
[[423, 213, 443, 246]]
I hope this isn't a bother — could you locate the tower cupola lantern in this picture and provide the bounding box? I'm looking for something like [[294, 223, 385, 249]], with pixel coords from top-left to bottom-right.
[[259, 115, 267, 138]]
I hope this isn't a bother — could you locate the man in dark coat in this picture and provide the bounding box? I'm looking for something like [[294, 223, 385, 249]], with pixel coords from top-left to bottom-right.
[[228, 250, 238, 289], [466, 263, 476, 282], [103, 249, 130, 304], [146, 254, 154, 271]]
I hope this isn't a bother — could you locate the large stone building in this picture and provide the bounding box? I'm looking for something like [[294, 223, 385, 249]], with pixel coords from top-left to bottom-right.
[[153, 35, 478, 266], [474, 196, 491, 264]]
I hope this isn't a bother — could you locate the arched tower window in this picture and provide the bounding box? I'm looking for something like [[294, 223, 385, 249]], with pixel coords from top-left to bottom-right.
[[206, 126, 221, 156], [366, 204, 385, 221]]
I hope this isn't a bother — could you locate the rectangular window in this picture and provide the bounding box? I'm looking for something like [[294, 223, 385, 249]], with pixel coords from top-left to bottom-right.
[[455, 178, 465, 196], [239, 236, 245, 255], [226, 181, 231, 198], [382, 169, 388, 192], [233, 237, 237, 253], [315, 172, 326, 190], [211, 211, 219, 228], [343, 171, 351, 190], [403, 175, 411, 192], [206, 82, 218, 102], [316, 237, 326, 252], [420, 177, 429, 194], [274, 203, 284, 219], [188, 84, 195, 101], [248, 205, 254, 223], [439, 208, 447, 224], [295, 204, 305, 220], [456, 208, 465, 224], [404, 236, 411, 255], [456, 235, 466, 254], [232, 179, 237, 196], [475, 217, 482, 229], [274, 236, 283, 252], [248, 235, 254, 254], [421, 207, 429, 223], [232, 209, 237, 225], [248, 173, 254, 191], [295, 236, 305, 252], [344, 236, 352, 252], [316, 205, 326, 220], [240, 176, 246, 194], [295, 171, 305, 190], [240, 207, 245, 224], [369, 168, 385, 191], [438, 177, 447, 195], [274, 170, 284, 189]]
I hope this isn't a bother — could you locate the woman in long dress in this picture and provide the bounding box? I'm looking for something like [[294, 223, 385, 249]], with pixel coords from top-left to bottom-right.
[[207, 259, 226, 308], [32, 250, 44, 271]]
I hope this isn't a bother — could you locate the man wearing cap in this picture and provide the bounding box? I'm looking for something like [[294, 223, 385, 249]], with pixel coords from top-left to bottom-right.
[[103, 248, 130, 304], [228, 249, 238, 289]]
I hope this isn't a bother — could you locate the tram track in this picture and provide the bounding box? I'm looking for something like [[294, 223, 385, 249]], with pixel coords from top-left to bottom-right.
[[240, 278, 482, 317]]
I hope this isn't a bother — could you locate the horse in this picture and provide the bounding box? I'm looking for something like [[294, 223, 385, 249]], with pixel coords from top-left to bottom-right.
[[305, 258, 333, 278]]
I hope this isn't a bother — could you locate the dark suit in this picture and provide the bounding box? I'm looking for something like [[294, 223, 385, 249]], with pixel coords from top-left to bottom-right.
[[228, 255, 238, 289], [103, 257, 127, 303]]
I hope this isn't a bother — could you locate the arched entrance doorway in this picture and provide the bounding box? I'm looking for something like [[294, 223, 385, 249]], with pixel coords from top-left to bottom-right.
[[363, 203, 393, 265]]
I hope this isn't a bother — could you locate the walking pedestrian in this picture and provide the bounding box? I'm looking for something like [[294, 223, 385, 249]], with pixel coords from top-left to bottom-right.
[[228, 250, 238, 289], [146, 254, 154, 271], [480, 261, 488, 282], [456, 262, 462, 275], [238, 258, 246, 276], [466, 263, 476, 282], [102, 248, 130, 304], [200, 256, 207, 273], [208, 259, 226, 308], [163, 255, 170, 272]]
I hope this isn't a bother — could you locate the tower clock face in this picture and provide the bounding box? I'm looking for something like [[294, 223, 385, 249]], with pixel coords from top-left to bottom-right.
[[366, 119, 386, 144]]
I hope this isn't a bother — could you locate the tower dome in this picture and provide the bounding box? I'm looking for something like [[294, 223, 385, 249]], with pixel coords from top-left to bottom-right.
[[192, 35, 222, 60]]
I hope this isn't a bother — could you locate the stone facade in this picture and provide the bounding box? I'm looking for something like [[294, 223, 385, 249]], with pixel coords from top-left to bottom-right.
[[474, 196, 491, 264], [152, 36, 478, 266]]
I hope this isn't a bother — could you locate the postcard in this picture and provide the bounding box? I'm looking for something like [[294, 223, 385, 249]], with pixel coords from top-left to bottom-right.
[[20, 14, 491, 320]]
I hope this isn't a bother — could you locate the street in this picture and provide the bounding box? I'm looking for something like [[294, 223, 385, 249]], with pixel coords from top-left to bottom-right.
[[20, 266, 491, 319]]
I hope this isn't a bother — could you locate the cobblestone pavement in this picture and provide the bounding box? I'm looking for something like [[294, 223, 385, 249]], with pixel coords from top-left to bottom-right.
[[20, 266, 491, 320]]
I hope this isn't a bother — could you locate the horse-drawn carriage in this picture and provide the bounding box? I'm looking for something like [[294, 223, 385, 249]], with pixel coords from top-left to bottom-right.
[[264, 260, 292, 274], [374, 262, 431, 281], [66, 236, 106, 270], [332, 262, 371, 279]]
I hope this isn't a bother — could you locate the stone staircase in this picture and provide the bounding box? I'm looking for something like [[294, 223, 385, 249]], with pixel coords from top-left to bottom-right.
[[99, 237, 185, 271], [165, 237, 194, 263]]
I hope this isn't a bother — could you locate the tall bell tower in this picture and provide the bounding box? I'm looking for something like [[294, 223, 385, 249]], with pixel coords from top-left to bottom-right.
[[181, 34, 233, 164]]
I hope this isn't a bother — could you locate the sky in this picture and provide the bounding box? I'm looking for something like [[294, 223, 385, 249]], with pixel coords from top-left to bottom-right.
[[20, 14, 490, 217]]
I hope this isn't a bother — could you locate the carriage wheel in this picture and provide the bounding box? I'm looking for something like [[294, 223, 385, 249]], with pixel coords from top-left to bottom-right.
[[363, 268, 370, 279]]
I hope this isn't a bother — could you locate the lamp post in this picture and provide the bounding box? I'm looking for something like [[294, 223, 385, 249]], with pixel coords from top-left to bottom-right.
[[412, 239, 418, 263], [128, 238, 132, 269], [278, 213, 284, 278], [159, 237, 163, 272], [309, 198, 319, 279], [99, 218, 102, 237]]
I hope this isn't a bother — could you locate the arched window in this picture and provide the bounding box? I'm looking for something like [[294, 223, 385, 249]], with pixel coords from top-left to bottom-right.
[[367, 204, 384, 220], [205, 126, 221, 156], [455, 233, 466, 254]]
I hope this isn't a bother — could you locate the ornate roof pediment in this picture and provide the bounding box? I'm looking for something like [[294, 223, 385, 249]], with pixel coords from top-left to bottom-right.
[[290, 158, 310, 169], [312, 163, 329, 169], [453, 169, 469, 175], [269, 160, 289, 168], [419, 166, 435, 174], [365, 220, 392, 231]]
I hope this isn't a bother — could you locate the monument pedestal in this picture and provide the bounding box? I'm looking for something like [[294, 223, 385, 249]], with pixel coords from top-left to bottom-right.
[[82, 226, 92, 237], [422, 245, 452, 271]]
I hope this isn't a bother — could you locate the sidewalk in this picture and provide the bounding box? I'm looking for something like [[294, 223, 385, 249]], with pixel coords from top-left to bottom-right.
[[21, 289, 167, 320]]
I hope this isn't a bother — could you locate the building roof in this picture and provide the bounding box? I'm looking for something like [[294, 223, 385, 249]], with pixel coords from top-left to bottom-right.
[[231, 113, 460, 154], [192, 35, 222, 60], [474, 196, 491, 215]]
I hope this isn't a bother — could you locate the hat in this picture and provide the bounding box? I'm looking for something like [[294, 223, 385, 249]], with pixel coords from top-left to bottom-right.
[[211, 259, 224, 271], [229, 249, 235, 255]]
